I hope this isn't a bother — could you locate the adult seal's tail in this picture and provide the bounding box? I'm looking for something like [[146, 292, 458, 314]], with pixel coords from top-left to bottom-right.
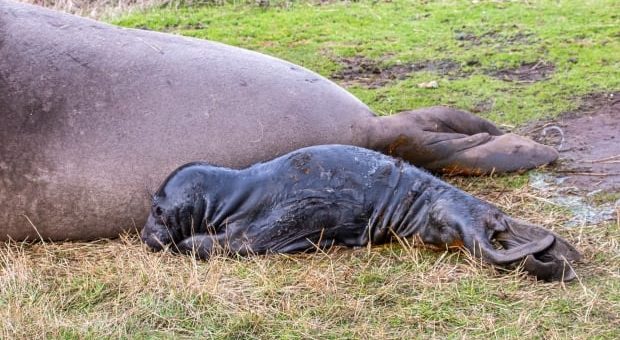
[[0, 1, 557, 241], [141, 145, 580, 282]]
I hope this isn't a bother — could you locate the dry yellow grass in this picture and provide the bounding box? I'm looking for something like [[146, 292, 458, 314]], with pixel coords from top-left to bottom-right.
[[1, 177, 618, 338]]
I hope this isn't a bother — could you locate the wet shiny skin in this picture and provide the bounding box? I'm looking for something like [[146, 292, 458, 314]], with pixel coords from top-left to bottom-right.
[[142, 145, 580, 282]]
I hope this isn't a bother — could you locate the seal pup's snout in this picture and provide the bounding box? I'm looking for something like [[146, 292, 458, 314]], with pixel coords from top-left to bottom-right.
[[141, 215, 172, 252]]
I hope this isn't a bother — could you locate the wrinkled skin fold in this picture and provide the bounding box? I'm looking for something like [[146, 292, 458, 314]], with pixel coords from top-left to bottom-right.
[[142, 145, 581, 282]]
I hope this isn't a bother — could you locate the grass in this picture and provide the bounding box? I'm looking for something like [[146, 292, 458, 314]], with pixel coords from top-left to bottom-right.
[[5, 0, 620, 338], [1, 203, 618, 338]]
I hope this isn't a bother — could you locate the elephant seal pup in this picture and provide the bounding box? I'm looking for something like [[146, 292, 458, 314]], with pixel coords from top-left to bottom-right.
[[1, 1, 557, 241], [141, 145, 580, 282]]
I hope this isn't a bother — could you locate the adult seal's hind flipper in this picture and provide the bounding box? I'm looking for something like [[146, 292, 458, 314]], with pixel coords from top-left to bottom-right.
[[365, 107, 558, 174], [0, 0, 556, 241]]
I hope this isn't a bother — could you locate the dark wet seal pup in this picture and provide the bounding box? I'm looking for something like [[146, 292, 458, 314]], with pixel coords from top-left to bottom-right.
[[142, 145, 581, 282]]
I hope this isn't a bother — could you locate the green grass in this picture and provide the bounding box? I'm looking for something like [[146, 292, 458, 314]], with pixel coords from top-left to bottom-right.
[[3, 0, 620, 338], [112, 0, 620, 124]]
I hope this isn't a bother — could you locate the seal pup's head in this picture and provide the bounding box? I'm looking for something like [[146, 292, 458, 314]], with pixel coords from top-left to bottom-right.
[[141, 162, 211, 252]]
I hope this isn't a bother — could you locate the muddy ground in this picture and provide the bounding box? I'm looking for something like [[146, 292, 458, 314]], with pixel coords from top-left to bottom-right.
[[454, 28, 537, 49], [331, 56, 464, 88], [488, 60, 556, 83], [331, 55, 557, 88], [523, 92, 620, 194]]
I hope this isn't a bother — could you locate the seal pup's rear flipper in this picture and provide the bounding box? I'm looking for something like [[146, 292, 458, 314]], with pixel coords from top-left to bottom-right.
[[426, 193, 580, 282], [496, 218, 582, 282]]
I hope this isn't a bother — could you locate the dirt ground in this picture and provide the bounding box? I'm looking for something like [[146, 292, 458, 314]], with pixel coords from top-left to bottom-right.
[[331, 56, 464, 88], [524, 92, 620, 193], [488, 60, 556, 83], [454, 28, 537, 48]]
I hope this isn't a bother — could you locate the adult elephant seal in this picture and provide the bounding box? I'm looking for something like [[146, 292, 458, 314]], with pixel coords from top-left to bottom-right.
[[141, 145, 580, 282], [0, 1, 557, 241]]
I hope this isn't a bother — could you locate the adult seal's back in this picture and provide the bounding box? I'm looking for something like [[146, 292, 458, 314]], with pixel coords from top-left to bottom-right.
[[0, 1, 558, 241]]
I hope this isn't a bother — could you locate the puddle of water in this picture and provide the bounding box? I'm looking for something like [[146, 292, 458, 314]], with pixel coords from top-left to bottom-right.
[[529, 172, 619, 227]]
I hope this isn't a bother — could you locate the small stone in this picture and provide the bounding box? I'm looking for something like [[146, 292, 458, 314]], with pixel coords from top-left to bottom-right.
[[417, 80, 439, 89], [454, 32, 468, 41]]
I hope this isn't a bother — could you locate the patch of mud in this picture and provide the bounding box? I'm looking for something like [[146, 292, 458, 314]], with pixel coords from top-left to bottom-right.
[[487, 61, 555, 83], [471, 99, 494, 113], [529, 173, 618, 227], [523, 92, 620, 193], [454, 30, 536, 48], [331, 56, 465, 89]]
